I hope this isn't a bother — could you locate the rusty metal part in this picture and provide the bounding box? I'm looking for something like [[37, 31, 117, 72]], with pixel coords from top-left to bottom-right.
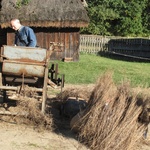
[[2, 45, 47, 62], [1, 46, 47, 78], [3, 61, 45, 77], [4, 76, 39, 84], [3, 60, 45, 66], [0, 42, 65, 114]]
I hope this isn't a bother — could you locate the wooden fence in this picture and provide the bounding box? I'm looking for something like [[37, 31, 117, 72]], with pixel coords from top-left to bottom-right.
[[108, 38, 150, 58], [79, 34, 110, 53], [79, 34, 150, 59]]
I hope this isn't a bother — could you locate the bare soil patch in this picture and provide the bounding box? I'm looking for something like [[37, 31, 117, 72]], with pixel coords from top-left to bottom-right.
[[0, 84, 91, 150], [0, 122, 88, 150]]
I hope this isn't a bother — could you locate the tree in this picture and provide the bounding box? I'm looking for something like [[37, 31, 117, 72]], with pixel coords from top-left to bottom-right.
[[81, 0, 122, 35], [114, 0, 149, 36], [142, 0, 150, 36], [81, 0, 149, 37]]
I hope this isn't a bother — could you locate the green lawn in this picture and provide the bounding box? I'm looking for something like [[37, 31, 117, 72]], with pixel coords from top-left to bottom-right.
[[50, 53, 150, 87]]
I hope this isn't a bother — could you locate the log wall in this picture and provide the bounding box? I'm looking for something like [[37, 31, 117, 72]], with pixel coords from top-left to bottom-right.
[[6, 27, 80, 61]]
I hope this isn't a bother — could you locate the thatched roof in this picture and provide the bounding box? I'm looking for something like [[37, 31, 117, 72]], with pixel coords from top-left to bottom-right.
[[0, 0, 89, 28]]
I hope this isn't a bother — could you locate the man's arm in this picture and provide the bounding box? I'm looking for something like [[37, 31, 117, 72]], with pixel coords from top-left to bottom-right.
[[26, 27, 37, 47]]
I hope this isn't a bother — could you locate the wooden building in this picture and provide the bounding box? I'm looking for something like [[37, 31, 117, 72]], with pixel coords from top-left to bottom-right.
[[0, 0, 89, 61]]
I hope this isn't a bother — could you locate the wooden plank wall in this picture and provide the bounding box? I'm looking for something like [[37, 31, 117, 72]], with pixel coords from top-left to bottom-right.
[[36, 28, 79, 61], [6, 27, 80, 61]]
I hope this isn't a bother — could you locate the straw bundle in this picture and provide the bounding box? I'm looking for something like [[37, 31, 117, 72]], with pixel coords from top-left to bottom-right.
[[78, 72, 147, 150]]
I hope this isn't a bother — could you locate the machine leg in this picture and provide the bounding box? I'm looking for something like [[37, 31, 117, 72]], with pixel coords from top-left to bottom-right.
[[41, 67, 48, 114], [0, 73, 4, 103]]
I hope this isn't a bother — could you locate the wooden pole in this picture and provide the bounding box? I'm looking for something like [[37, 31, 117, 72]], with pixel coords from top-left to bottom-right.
[[41, 66, 48, 114], [47, 79, 57, 89], [0, 86, 43, 92], [0, 73, 2, 86], [0, 110, 28, 116], [0, 86, 18, 91]]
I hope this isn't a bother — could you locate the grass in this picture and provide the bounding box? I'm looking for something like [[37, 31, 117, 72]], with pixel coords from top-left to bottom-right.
[[50, 53, 150, 87]]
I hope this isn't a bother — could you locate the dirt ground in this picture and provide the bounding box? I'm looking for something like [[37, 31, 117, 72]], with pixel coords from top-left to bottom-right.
[[0, 122, 89, 150], [0, 84, 91, 150], [0, 84, 149, 150]]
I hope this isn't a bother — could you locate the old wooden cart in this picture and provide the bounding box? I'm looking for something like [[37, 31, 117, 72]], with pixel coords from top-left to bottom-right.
[[0, 43, 64, 114]]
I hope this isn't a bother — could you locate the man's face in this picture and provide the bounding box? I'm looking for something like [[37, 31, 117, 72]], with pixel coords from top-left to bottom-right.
[[10, 20, 20, 31]]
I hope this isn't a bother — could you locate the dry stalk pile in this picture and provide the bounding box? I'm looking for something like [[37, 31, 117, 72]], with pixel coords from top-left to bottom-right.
[[57, 87, 92, 102], [78, 73, 147, 150], [17, 96, 53, 130], [19, 85, 39, 98]]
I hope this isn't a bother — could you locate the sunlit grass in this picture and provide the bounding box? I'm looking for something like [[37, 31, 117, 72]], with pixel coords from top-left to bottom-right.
[[50, 53, 150, 87]]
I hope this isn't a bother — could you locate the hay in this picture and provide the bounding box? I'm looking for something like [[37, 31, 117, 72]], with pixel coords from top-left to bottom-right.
[[78, 72, 147, 150], [17, 96, 53, 130], [19, 85, 38, 97], [57, 86, 92, 102]]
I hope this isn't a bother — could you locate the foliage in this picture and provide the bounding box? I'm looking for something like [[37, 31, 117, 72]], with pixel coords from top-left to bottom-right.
[[16, 0, 30, 8], [81, 0, 150, 37], [142, 0, 150, 35]]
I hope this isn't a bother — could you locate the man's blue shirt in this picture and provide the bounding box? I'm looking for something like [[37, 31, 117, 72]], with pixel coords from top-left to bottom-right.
[[15, 26, 37, 47]]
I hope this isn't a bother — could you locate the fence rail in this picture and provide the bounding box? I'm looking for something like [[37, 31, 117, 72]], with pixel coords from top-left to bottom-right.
[[79, 35, 110, 53]]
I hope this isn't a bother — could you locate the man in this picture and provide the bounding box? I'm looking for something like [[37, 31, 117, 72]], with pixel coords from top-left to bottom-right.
[[10, 19, 37, 47]]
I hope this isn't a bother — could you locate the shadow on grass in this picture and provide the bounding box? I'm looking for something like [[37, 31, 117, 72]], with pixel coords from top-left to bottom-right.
[[97, 51, 150, 63]]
